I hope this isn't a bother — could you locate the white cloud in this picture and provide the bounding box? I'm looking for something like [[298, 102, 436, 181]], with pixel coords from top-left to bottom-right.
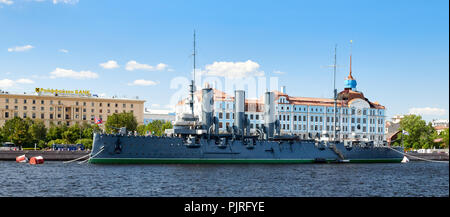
[[198, 60, 264, 79], [8, 45, 34, 52], [53, 0, 78, 4], [16, 78, 35, 84], [0, 0, 13, 5], [59, 49, 69, 53], [273, 70, 285, 74], [0, 79, 15, 88], [125, 60, 169, 71], [100, 60, 119, 69], [0, 78, 35, 88], [50, 68, 99, 79], [128, 79, 158, 86], [408, 107, 447, 116]]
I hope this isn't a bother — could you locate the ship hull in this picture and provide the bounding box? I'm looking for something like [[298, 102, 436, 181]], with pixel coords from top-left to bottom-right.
[[89, 133, 404, 164]]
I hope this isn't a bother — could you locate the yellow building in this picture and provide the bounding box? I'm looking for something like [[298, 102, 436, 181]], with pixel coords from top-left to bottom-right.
[[0, 89, 145, 127]]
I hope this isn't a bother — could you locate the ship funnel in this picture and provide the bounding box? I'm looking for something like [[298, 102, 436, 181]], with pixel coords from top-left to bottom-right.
[[264, 91, 275, 139], [201, 87, 214, 130], [234, 90, 245, 136]]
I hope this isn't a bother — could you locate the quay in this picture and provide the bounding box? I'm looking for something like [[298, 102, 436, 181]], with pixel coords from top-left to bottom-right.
[[0, 150, 91, 161], [406, 152, 449, 162]]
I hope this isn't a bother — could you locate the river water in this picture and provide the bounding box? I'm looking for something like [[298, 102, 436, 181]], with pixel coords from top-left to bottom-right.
[[0, 161, 447, 197]]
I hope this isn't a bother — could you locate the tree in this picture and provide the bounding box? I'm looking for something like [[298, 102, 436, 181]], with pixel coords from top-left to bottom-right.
[[47, 123, 68, 141], [398, 115, 437, 149], [29, 119, 47, 145], [1, 117, 33, 148], [105, 112, 138, 133], [137, 124, 147, 135], [437, 128, 449, 148], [62, 124, 82, 143]]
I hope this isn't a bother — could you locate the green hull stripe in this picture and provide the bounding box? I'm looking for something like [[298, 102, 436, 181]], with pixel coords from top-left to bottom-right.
[[89, 158, 403, 164]]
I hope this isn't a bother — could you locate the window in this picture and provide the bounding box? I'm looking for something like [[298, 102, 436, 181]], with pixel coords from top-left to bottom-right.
[[41, 107, 44, 111], [15, 99, 18, 103], [5, 112, 9, 118], [226, 113, 230, 119], [219, 112, 223, 119], [5, 105, 8, 109], [76, 101, 79, 106], [83, 102, 86, 106], [219, 122, 223, 128], [91, 102, 94, 107], [100, 103, 103, 107], [131, 104, 133, 108], [255, 115, 259, 120], [5, 99, 9, 103], [123, 104, 126, 108], [250, 114, 254, 120], [311, 116, 314, 122], [32, 100, 36, 104], [32, 113, 36, 119], [115, 103, 118, 108], [24, 99, 27, 104], [41, 113, 44, 119], [23, 106, 27, 110], [41, 100, 44, 104], [23, 112, 27, 118]]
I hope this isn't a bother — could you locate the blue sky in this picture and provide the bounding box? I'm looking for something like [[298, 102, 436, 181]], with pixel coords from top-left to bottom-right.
[[1, 0, 448, 122]]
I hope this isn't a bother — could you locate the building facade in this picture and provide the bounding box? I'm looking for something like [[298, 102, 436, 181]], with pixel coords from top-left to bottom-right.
[[176, 60, 387, 145], [0, 90, 145, 127]]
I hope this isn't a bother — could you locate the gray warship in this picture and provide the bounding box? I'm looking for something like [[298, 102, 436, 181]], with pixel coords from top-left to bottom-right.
[[89, 89, 404, 164], [88, 36, 404, 164]]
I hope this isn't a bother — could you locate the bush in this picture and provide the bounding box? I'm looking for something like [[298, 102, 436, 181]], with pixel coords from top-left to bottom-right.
[[75, 138, 93, 150]]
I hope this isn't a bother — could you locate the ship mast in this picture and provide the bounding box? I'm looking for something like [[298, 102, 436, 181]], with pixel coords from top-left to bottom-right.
[[189, 30, 196, 115], [333, 44, 338, 142]]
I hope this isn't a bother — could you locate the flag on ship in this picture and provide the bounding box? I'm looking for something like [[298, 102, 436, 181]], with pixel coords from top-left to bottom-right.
[[95, 117, 103, 124]]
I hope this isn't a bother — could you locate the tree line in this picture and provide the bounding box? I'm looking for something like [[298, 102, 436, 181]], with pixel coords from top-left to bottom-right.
[[392, 114, 449, 149], [0, 112, 173, 150]]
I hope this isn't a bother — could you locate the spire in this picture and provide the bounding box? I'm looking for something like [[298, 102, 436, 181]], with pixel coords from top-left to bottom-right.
[[344, 40, 357, 90], [347, 40, 354, 80]]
